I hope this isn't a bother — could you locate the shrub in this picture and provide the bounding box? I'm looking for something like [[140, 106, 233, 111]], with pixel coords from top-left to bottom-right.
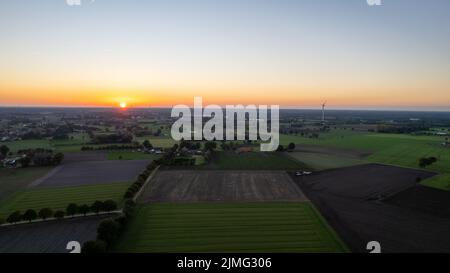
[[123, 199, 136, 217], [288, 142, 296, 150], [0, 218, 5, 225], [79, 204, 90, 216], [102, 200, 118, 212], [22, 209, 38, 222], [38, 208, 53, 220], [66, 203, 78, 217], [7, 211, 22, 224], [54, 210, 65, 219], [91, 201, 104, 214], [81, 240, 107, 253], [114, 215, 128, 232], [97, 220, 120, 246]]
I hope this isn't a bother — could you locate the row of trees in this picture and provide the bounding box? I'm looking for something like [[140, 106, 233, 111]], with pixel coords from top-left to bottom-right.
[[81, 144, 140, 151], [81, 156, 168, 253], [124, 161, 158, 199], [90, 133, 133, 144], [81, 199, 137, 253], [1, 147, 64, 167], [276, 143, 296, 152], [1, 200, 118, 225]]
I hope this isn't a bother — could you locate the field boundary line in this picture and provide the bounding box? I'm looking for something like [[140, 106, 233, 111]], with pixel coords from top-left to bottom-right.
[[0, 210, 122, 228], [133, 165, 160, 202]]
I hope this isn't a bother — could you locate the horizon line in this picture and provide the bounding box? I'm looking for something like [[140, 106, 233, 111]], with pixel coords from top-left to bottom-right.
[[0, 105, 450, 113]]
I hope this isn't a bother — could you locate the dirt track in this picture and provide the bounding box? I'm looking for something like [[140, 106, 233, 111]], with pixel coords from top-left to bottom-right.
[[141, 170, 308, 203], [291, 164, 450, 253]]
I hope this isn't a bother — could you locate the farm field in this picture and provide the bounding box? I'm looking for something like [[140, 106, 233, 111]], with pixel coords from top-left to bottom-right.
[[0, 167, 52, 200], [420, 174, 450, 190], [291, 164, 450, 252], [206, 151, 308, 170], [107, 151, 161, 161], [134, 137, 177, 148], [0, 216, 109, 253], [281, 130, 450, 172], [0, 182, 130, 218], [140, 170, 307, 203], [280, 130, 450, 190], [114, 202, 347, 253], [287, 152, 365, 171], [31, 160, 150, 187], [2, 139, 53, 153]]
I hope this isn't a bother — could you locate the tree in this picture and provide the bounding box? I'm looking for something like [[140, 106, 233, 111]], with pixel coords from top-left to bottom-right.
[[276, 145, 285, 152], [52, 153, 64, 165], [7, 211, 22, 224], [81, 240, 107, 253], [79, 204, 90, 216], [19, 156, 31, 168], [23, 209, 37, 222], [91, 201, 104, 214], [419, 156, 438, 168], [102, 200, 118, 212], [54, 210, 65, 219], [97, 220, 120, 246], [38, 208, 53, 220], [142, 140, 153, 149], [288, 143, 296, 151], [66, 203, 78, 217], [0, 145, 9, 158], [0, 217, 5, 225], [123, 199, 136, 217]]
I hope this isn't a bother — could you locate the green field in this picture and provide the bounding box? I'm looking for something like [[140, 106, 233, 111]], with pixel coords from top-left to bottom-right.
[[421, 174, 450, 191], [114, 202, 347, 253], [107, 151, 161, 161], [281, 130, 450, 172], [134, 137, 177, 148], [209, 152, 308, 170], [0, 167, 52, 201], [2, 139, 53, 153], [281, 130, 450, 190], [287, 152, 365, 171], [0, 182, 130, 218]]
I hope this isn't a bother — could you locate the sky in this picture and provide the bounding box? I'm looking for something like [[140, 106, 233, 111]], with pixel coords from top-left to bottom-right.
[[0, 0, 449, 110]]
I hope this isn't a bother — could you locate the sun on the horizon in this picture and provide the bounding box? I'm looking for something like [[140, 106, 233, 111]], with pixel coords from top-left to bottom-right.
[[119, 102, 127, 109]]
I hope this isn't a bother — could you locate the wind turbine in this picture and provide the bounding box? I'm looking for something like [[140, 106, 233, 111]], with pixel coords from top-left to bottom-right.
[[321, 101, 327, 124]]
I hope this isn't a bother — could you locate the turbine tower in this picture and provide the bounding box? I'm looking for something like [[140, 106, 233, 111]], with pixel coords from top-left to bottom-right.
[[321, 101, 326, 124]]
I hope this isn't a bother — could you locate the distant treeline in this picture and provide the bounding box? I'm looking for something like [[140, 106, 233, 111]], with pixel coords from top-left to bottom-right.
[[377, 124, 430, 134], [89, 133, 133, 144], [81, 144, 140, 151]]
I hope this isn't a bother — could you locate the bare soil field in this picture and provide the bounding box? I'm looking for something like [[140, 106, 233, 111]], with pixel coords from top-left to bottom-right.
[[385, 185, 450, 219], [62, 151, 107, 163], [296, 164, 435, 200], [291, 164, 450, 252], [30, 160, 150, 187], [0, 216, 110, 253], [140, 170, 307, 203]]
